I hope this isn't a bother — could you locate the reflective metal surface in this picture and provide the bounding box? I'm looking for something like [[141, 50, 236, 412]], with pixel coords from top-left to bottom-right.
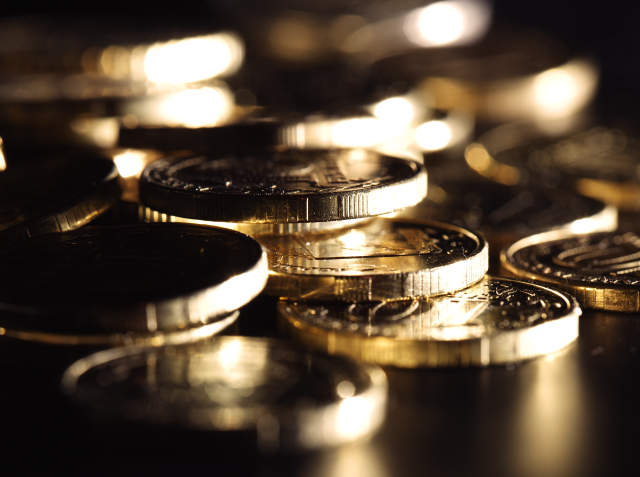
[[139, 149, 427, 223]]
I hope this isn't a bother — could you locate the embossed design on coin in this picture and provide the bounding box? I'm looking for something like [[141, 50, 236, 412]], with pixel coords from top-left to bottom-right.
[[278, 276, 581, 367], [139, 149, 427, 223], [0, 224, 268, 333], [502, 230, 640, 312], [61, 337, 388, 451], [261, 217, 488, 301]]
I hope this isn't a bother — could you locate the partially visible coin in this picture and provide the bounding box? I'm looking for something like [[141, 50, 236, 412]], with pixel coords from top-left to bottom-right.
[[396, 178, 617, 253], [139, 149, 427, 223], [502, 230, 640, 312], [0, 224, 268, 333], [278, 276, 580, 367], [0, 154, 121, 247], [61, 336, 388, 452], [261, 217, 488, 301]]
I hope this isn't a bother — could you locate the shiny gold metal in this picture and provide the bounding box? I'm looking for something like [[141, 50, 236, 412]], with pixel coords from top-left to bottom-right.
[[61, 336, 388, 451], [278, 276, 581, 367], [139, 149, 427, 223], [502, 230, 640, 312], [260, 217, 488, 301]]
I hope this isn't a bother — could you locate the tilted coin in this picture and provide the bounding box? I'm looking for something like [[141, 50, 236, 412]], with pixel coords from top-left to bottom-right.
[[0, 224, 268, 333], [0, 154, 121, 248], [502, 230, 640, 312], [278, 276, 580, 367], [61, 337, 388, 452], [396, 177, 617, 253], [139, 149, 427, 223], [260, 217, 488, 301]]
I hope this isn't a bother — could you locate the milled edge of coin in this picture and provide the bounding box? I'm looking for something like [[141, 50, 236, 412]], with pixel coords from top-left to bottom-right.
[[0, 310, 238, 347], [0, 224, 270, 332], [263, 218, 489, 301], [277, 276, 581, 368], [501, 230, 640, 312], [59, 336, 389, 451], [138, 153, 428, 223]]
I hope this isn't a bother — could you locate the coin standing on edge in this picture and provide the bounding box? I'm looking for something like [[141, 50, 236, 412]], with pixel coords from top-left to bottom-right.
[[278, 276, 581, 367], [60, 336, 388, 452], [261, 217, 488, 301], [139, 149, 427, 224], [0, 155, 121, 247], [0, 224, 268, 334], [502, 230, 640, 312]]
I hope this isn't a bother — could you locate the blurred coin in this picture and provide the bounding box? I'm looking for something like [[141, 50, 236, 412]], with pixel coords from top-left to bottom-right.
[[278, 276, 580, 367], [261, 217, 488, 301], [139, 149, 427, 223], [502, 230, 640, 312], [0, 154, 120, 247], [61, 336, 388, 452], [0, 224, 267, 333], [396, 177, 617, 254]]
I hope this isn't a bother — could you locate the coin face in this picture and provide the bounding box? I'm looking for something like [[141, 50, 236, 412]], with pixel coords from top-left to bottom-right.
[[396, 178, 617, 250], [0, 155, 121, 245], [61, 337, 388, 451], [278, 276, 581, 367], [502, 230, 640, 312], [261, 217, 488, 301], [0, 224, 268, 333], [139, 149, 427, 223]]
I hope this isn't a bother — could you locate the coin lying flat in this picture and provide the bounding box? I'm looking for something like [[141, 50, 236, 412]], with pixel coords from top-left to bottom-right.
[[278, 276, 580, 367], [502, 230, 640, 312], [260, 217, 488, 301], [139, 149, 427, 223], [0, 224, 268, 333], [0, 154, 121, 247], [61, 337, 388, 452], [396, 178, 617, 253]]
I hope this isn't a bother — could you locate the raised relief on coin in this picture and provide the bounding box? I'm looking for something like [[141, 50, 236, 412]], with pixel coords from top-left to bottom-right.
[[260, 217, 488, 301], [139, 149, 427, 223], [278, 276, 581, 367], [502, 230, 640, 312], [0, 224, 268, 334], [61, 337, 388, 451], [0, 155, 121, 245]]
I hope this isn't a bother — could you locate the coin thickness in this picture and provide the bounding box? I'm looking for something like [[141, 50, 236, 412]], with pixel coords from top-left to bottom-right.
[[0, 154, 121, 247], [502, 230, 640, 312], [0, 224, 268, 333], [139, 149, 427, 223], [61, 336, 388, 451], [260, 217, 488, 301], [278, 276, 580, 367]]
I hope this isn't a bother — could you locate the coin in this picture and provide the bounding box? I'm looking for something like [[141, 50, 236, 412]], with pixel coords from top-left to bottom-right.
[[0, 154, 121, 248], [139, 149, 427, 223], [396, 177, 617, 253], [502, 230, 640, 312], [278, 276, 580, 367], [260, 217, 488, 301], [0, 224, 268, 333], [60, 336, 388, 451]]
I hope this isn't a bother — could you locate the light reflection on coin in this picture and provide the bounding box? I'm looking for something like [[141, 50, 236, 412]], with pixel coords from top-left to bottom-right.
[[502, 230, 640, 312], [261, 217, 488, 301], [61, 337, 388, 452], [139, 149, 427, 223], [278, 276, 581, 367]]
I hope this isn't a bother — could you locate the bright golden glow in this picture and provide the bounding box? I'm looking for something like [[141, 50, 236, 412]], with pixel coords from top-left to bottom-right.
[[372, 97, 415, 134], [113, 150, 147, 178], [335, 396, 372, 440], [144, 33, 243, 84], [157, 87, 234, 128], [331, 118, 385, 148], [416, 120, 452, 150], [465, 143, 521, 185], [534, 69, 578, 114], [0, 137, 5, 171]]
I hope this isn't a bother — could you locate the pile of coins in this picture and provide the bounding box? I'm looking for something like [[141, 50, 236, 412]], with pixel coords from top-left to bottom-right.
[[1, 1, 639, 455]]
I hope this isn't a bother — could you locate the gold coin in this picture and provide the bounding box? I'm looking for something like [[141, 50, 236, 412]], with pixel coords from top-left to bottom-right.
[[260, 217, 488, 301], [278, 276, 580, 367], [502, 230, 640, 312]]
